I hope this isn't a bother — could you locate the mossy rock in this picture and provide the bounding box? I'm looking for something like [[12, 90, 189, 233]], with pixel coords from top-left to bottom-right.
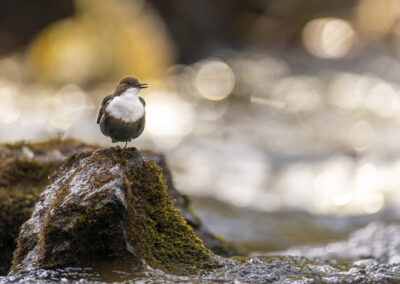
[[0, 138, 98, 275], [9, 147, 219, 275], [0, 139, 236, 275], [0, 137, 98, 191]]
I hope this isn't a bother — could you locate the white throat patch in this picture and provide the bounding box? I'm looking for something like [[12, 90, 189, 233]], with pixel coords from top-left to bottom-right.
[[106, 88, 145, 122]]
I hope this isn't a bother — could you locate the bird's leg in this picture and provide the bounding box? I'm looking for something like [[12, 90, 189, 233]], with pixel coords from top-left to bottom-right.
[[123, 141, 128, 150]]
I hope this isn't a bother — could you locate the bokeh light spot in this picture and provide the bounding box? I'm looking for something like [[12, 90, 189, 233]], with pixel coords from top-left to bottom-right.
[[195, 60, 235, 101], [49, 85, 91, 130], [302, 18, 356, 59], [145, 91, 194, 148], [347, 120, 375, 151], [363, 193, 384, 214]]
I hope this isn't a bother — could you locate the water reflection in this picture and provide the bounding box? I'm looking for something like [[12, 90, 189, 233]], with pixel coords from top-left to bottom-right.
[[3, 47, 400, 215]]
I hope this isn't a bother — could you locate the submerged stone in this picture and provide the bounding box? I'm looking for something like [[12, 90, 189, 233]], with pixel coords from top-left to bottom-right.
[[9, 147, 218, 275]]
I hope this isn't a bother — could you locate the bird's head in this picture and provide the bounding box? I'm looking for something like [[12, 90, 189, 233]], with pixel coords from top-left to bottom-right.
[[117, 77, 148, 93]]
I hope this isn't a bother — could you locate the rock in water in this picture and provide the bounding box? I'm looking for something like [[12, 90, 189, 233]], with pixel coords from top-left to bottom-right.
[[9, 147, 217, 275]]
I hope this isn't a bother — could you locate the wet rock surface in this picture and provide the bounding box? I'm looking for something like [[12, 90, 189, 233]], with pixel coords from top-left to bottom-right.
[[3, 250, 400, 283], [206, 256, 400, 284], [0, 140, 236, 276], [9, 147, 217, 275]]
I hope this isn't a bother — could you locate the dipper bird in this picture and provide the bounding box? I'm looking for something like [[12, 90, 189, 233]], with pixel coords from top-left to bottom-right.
[[97, 77, 148, 149]]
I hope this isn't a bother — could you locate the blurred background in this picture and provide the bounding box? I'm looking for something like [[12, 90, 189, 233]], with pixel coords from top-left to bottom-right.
[[2, 0, 400, 216]]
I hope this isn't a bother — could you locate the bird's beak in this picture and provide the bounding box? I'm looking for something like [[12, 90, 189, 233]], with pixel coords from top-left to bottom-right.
[[139, 83, 148, 89]]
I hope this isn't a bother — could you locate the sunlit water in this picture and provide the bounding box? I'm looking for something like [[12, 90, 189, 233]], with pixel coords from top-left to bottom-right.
[[2, 48, 400, 216]]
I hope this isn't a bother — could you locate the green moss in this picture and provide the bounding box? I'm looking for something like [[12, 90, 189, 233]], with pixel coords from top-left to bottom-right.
[[0, 159, 58, 190], [125, 160, 217, 274], [0, 137, 97, 191]]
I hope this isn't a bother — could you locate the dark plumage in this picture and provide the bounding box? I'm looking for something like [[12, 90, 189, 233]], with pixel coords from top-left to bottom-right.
[[97, 77, 148, 148]]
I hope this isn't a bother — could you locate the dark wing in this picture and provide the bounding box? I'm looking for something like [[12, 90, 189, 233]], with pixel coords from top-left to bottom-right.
[[139, 96, 146, 107], [97, 94, 113, 124]]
